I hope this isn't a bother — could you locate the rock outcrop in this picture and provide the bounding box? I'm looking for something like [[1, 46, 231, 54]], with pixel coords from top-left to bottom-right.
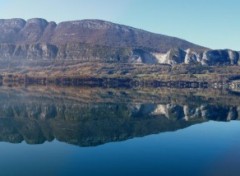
[[153, 48, 240, 66], [0, 18, 205, 52], [165, 48, 186, 65], [201, 49, 239, 66], [0, 18, 239, 66]]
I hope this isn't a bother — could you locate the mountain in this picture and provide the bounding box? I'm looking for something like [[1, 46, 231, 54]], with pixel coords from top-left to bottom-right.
[[0, 18, 205, 52], [0, 18, 239, 66]]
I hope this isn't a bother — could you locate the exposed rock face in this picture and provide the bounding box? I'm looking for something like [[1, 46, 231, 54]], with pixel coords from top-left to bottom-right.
[[184, 49, 199, 64], [19, 18, 49, 43], [0, 18, 239, 66], [130, 49, 158, 64], [0, 18, 204, 53], [0, 18, 26, 43], [201, 49, 240, 66], [165, 48, 186, 65], [153, 48, 240, 66], [0, 43, 58, 59], [0, 43, 239, 66]]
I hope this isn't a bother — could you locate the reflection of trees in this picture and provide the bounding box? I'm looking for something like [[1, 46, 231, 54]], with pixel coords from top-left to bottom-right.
[[0, 90, 238, 147]]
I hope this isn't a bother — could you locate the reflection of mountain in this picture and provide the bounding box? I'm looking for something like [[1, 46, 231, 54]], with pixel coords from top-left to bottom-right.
[[0, 87, 239, 147]]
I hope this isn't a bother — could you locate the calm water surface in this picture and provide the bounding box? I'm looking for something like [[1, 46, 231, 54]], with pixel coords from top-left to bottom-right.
[[0, 87, 239, 176]]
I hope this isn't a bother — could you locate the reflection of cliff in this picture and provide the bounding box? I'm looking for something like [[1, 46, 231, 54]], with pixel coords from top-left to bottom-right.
[[148, 104, 240, 121], [0, 87, 239, 147], [0, 102, 203, 147]]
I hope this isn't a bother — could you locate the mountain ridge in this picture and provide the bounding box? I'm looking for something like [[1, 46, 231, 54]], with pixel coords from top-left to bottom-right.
[[0, 18, 239, 66], [0, 18, 206, 53]]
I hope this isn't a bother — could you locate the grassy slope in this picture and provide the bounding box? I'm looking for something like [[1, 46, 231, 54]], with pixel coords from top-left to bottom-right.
[[1, 60, 240, 86]]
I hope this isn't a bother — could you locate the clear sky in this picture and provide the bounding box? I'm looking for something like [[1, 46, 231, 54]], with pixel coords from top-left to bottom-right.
[[0, 0, 239, 50]]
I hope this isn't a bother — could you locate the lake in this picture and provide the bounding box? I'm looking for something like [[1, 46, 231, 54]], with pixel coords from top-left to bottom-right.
[[0, 87, 239, 176]]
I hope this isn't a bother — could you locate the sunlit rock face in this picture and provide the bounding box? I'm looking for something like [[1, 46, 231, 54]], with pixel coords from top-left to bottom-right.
[[18, 18, 49, 43], [184, 49, 199, 64], [164, 48, 186, 65], [0, 18, 206, 63], [0, 18, 203, 51], [0, 18, 239, 66], [201, 49, 239, 66]]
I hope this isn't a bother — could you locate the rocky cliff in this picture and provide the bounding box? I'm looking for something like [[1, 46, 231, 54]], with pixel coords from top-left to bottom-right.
[[0, 18, 239, 66], [0, 43, 239, 66], [0, 18, 204, 52], [154, 48, 240, 66]]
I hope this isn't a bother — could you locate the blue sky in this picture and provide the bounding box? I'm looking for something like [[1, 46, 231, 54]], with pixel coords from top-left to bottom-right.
[[0, 0, 239, 50]]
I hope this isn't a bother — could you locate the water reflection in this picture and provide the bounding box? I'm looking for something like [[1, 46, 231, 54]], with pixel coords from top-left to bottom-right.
[[0, 87, 239, 147]]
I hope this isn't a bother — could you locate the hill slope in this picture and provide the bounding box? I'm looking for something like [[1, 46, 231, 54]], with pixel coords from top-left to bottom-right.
[[0, 18, 205, 53], [0, 18, 239, 66]]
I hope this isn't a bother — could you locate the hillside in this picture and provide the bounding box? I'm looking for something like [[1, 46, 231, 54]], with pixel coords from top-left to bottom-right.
[[0, 18, 240, 66], [0, 18, 205, 53], [0, 18, 240, 87]]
